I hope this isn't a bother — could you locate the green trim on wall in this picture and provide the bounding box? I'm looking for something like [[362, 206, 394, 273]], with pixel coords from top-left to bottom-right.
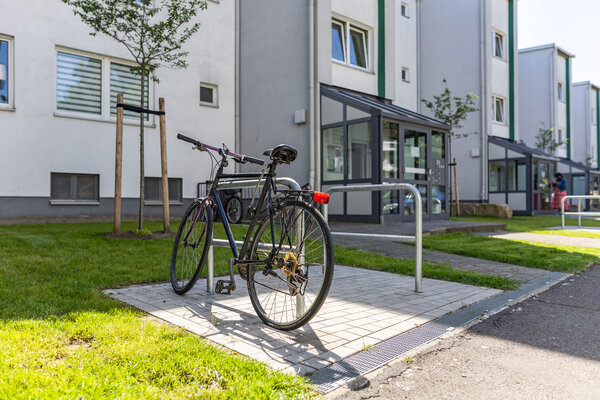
[[508, 0, 515, 141], [566, 57, 571, 159], [377, 0, 385, 98], [597, 90, 600, 168]]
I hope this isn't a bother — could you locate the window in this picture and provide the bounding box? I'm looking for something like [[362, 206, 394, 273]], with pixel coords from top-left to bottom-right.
[[557, 82, 564, 101], [488, 161, 505, 192], [558, 129, 564, 144], [0, 35, 13, 108], [401, 67, 409, 82], [508, 160, 526, 192], [51, 173, 99, 202], [331, 20, 346, 62], [331, 18, 369, 70], [199, 83, 218, 107], [110, 62, 149, 120], [401, 3, 409, 17], [493, 31, 505, 59], [492, 96, 505, 123], [56, 48, 150, 120], [144, 177, 182, 203]]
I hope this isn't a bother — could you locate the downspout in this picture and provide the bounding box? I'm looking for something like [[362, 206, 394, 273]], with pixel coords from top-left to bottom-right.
[[234, 0, 241, 166], [480, 0, 488, 201], [508, 0, 515, 141], [566, 56, 571, 159], [309, 0, 316, 189], [416, 0, 421, 112]]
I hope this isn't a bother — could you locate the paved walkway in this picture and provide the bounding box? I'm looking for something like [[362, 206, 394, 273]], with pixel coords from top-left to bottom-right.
[[330, 219, 506, 236], [483, 231, 600, 249], [106, 266, 500, 377], [333, 236, 546, 282]]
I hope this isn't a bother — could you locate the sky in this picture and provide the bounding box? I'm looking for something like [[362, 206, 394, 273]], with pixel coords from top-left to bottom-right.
[[518, 0, 600, 85]]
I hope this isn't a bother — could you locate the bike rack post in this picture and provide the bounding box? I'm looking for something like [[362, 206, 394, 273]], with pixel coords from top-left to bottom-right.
[[323, 183, 423, 293], [561, 195, 600, 229], [203, 177, 302, 293]]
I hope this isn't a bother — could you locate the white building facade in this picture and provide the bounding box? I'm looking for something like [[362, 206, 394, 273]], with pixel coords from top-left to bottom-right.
[[518, 44, 574, 159], [572, 81, 600, 167], [0, 0, 235, 219], [418, 0, 519, 207]]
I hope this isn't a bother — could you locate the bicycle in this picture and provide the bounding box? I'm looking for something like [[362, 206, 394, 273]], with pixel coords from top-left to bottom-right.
[[171, 133, 334, 331]]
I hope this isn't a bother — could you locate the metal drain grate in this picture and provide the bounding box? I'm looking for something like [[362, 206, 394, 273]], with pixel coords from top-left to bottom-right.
[[309, 271, 569, 393]]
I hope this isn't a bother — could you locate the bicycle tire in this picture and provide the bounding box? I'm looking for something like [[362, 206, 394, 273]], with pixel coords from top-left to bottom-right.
[[247, 199, 334, 330], [226, 196, 243, 224], [171, 200, 213, 294]]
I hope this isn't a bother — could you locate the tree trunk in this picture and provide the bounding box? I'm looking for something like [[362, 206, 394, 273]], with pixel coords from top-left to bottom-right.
[[138, 67, 145, 231]]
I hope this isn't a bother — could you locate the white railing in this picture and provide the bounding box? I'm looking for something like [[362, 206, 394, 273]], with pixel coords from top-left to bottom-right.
[[323, 183, 423, 293], [561, 195, 600, 228]]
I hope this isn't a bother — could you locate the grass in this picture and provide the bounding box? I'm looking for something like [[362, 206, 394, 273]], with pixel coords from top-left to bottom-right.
[[0, 221, 312, 399], [334, 245, 518, 290], [455, 215, 600, 236]]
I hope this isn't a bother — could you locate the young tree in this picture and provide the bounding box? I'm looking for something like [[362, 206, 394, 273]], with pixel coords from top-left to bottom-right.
[[535, 123, 564, 154], [421, 78, 479, 215], [61, 0, 207, 230]]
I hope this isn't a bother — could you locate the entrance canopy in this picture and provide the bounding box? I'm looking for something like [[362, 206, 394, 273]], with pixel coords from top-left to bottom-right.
[[488, 136, 559, 215], [321, 86, 450, 222]]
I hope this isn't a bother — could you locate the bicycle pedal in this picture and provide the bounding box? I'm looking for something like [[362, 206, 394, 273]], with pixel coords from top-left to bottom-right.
[[215, 279, 236, 295]]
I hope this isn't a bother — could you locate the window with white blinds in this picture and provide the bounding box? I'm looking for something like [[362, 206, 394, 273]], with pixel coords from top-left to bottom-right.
[[57, 52, 102, 114], [110, 62, 149, 120]]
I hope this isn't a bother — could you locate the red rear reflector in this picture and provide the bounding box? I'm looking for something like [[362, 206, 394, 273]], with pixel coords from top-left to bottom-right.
[[313, 192, 330, 204]]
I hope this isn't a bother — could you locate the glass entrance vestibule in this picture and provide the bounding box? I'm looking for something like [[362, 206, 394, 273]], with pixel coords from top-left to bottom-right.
[[488, 137, 559, 215], [320, 86, 450, 222]]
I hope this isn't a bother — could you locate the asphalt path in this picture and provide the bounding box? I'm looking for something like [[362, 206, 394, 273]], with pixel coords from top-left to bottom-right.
[[329, 266, 600, 399]]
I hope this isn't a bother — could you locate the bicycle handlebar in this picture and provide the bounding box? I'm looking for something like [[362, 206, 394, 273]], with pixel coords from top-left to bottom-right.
[[177, 133, 264, 165]]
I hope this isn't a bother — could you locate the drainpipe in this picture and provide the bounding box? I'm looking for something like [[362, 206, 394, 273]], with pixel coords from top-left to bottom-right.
[[234, 0, 241, 167], [479, 0, 488, 202], [309, 0, 317, 189]]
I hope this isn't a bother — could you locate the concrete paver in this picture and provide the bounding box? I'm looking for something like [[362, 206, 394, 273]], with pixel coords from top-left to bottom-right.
[[105, 265, 501, 376]]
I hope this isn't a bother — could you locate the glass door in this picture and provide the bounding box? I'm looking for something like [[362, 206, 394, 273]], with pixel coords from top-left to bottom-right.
[[402, 129, 429, 218], [532, 160, 554, 211]]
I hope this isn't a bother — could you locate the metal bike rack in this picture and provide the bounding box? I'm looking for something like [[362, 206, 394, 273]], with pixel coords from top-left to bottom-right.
[[323, 183, 423, 293], [205, 177, 302, 293], [561, 195, 600, 229]]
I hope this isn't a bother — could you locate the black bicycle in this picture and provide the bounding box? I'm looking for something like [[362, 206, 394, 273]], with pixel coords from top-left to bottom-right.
[[171, 133, 334, 330]]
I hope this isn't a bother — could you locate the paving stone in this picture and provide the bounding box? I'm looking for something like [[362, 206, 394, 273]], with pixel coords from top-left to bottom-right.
[[105, 265, 502, 378]]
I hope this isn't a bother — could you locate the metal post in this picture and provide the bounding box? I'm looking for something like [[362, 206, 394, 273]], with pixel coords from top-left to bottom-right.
[[578, 198, 582, 228], [561, 198, 565, 229], [414, 188, 423, 293], [207, 243, 214, 294]]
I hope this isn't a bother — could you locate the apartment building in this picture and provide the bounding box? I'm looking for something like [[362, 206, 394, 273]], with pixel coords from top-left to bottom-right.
[[238, 0, 450, 223], [572, 81, 600, 167], [518, 44, 574, 159], [418, 0, 520, 210], [0, 1, 235, 219]]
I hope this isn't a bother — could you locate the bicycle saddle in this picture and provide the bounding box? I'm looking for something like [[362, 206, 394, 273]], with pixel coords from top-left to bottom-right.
[[263, 144, 298, 164]]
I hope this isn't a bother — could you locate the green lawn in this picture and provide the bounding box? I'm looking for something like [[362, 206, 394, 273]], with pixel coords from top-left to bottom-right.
[[0, 222, 313, 399], [455, 215, 600, 237]]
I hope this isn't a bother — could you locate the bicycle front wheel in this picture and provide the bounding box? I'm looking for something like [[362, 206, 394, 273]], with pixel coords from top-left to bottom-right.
[[171, 200, 213, 294], [247, 199, 334, 330]]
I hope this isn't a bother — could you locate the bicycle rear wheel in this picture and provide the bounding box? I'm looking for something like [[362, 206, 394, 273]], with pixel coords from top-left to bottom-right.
[[171, 200, 213, 294], [247, 199, 334, 330]]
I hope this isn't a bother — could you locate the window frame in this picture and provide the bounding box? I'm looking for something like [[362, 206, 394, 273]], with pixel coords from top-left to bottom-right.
[[492, 95, 506, 124], [0, 34, 14, 110], [401, 67, 410, 82], [54, 46, 154, 125], [330, 17, 371, 72], [199, 82, 218, 108], [50, 172, 100, 205], [400, 2, 409, 18], [144, 177, 183, 205], [492, 31, 505, 60], [557, 81, 564, 102], [331, 19, 347, 63]]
